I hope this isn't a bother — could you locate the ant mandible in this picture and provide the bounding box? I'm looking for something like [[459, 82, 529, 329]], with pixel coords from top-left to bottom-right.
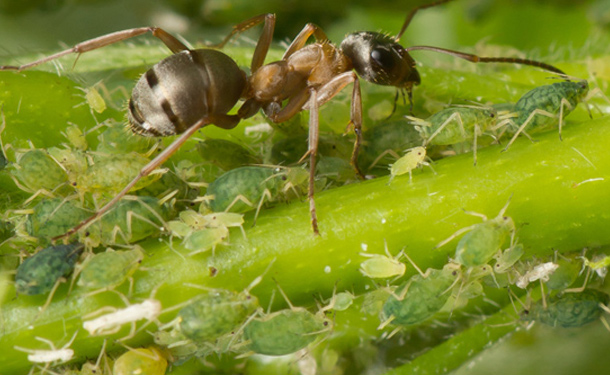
[[0, 0, 565, 237]]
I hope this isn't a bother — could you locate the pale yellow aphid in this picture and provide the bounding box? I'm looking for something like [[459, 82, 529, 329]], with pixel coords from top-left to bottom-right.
[[360, 244, 406, 279], [388, 146, 432, 184], [113, 347, 167, 375]]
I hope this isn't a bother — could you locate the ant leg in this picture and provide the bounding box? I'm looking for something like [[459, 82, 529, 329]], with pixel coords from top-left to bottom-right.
[[307, 89, 321, 235], [212, 13, 276, 73], [395, 0, 454, 41], [405, 45, 566, 76], [53, 118, 211, 242], [283, 23, 330, 59], [309, 71, 365, 179], [0, 27, 188, 71]]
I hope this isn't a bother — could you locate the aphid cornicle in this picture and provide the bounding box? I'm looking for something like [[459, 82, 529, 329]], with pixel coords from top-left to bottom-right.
[[0, 0, 565, 237]]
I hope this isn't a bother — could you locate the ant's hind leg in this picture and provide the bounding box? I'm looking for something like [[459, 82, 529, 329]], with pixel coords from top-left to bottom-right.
[[1, 27, 189, 71]]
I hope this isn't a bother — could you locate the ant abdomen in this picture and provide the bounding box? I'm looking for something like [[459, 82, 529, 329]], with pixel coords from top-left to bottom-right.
[[128, 49, 247, 137]]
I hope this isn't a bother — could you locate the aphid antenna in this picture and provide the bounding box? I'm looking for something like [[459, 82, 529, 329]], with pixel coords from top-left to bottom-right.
[[271, 277, 296, 310], [401, 252, 426, 278]]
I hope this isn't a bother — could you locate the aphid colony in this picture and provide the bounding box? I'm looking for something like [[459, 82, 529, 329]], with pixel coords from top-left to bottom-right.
[[1, 1, 609, 373], [2, 56, 607, 375]]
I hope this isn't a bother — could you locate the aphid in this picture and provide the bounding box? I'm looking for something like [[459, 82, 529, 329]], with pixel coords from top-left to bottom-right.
[[493, 243, 524, 274], [515, 262, 559, 289], [380, 262, 461, 327], [522, 289, 610, 328], [85, 195, 169, 246], [546, 256, 581, 291], [436, 197, 515, 268], [1, 1, 564, 238], [26, 198, 90, 243], [244, 278, 330, 356], [196, 138, 261, 172], [323, 291, 355, 312], [178, 288, 259, 342], [14, 332, 78, 368], [358, 120, 421, 174], [73, 152, 164, 197], [15, 243, 83, 296], [204, 165, 309, 225], [582, 253, 610, 278], [503, 80, 591, 151], [112, 347, 167, 375], [359, 244, 406, 279], [81, 85, 107, 114], [387, 146, 433, 184], [76, 247, 145, 294], [244, 308, 329, 356], [63, 124, 88, 151], [10, 148, 69, 197], [83, 297, 162, 338], [408, 105, 502, 165]]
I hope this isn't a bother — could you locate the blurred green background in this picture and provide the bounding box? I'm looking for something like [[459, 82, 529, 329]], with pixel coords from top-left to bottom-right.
[[1, 1, 610, 374]]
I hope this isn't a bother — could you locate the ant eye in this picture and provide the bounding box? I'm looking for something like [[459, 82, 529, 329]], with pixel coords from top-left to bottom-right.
[[370, 47, 396, 70]]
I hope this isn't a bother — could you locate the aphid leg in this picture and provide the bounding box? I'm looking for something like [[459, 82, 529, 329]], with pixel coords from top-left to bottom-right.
[[31, 277, 68, 324], [110, 195, 169, 244], [424, 112, 466, 147], [503, 108, 557, 151], [0, 27, 189, 71], [53, 118, 211, 243], [435, 224, 478, 249], [557, 97, 575, 141]]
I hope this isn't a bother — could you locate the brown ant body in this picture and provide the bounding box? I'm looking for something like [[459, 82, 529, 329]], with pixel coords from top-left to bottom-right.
[[0, 0, 565, 237]]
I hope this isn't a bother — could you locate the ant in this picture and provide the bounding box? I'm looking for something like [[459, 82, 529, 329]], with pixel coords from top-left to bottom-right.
[[0, 0, 565, 237]]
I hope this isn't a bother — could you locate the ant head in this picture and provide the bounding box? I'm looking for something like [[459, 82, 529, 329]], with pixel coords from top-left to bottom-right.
[[341, 32, 420, 89]]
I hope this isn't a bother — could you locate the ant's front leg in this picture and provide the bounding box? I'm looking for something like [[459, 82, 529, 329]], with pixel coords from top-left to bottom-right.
[[0, 27, 188, 71]]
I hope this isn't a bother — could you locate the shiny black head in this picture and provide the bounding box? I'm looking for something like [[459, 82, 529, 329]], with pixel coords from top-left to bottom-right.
[[340, 31, 420, 89]]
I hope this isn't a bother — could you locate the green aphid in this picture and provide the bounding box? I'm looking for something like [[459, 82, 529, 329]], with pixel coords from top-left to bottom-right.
[[113, 347, 167, 375], [183, 226, 229, 255], [196, 138, 260, 172], [96, 122, 152, 154], [493, 243, 524, 274], [524, 289, 609, 328], [358, 120, 421, 174], [546, 257, 581, 291], [87, 196, 169, 245], [15, 243, 83, 295], [178, 289, 259, 342], [27, 198, 90, 242], [504, 80, 590, 150], [270, 133, 352, 166], [244, 308, 328, 356], [11, 149, 68, 192], [206, 166, 284, 213], [74, 152, 162, 196], [381, 263, 461, 326], [438, 198, 515, 268], [411, 106, 499, 146], [77, 247, 144, 292]]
